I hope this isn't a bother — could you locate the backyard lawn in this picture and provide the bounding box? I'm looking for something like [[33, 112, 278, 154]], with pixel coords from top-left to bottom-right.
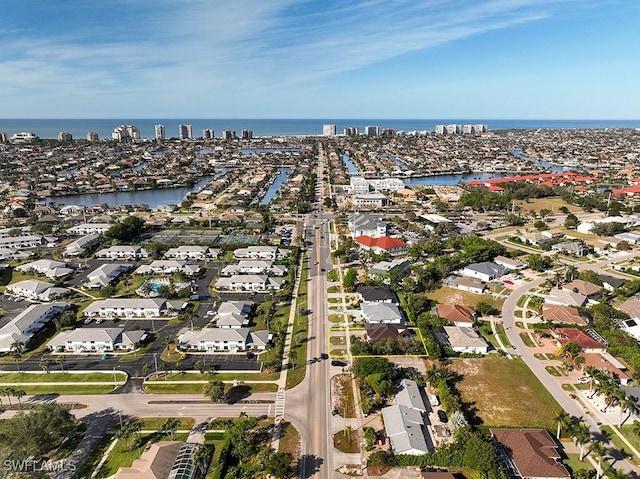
[[449, 357, 561, 429]]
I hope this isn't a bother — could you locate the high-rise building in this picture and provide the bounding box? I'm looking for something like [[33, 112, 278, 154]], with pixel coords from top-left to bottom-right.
[[86, 132, 99, 142], [179, 124, 193, 140], [435, 125, 445, 135], [58, 132, 73, 142], [202, 129, 214, 139], [0, 132, 8, 143], [446, 124, 461, 134], [241, 129, 253, 140], [111, 125, 140, 141], [364, 125, 379, 137], [155, 124, 165, 140], [222, 130, 236, 140], [322, 124, 336, 136], [343, 127, 359, 136]]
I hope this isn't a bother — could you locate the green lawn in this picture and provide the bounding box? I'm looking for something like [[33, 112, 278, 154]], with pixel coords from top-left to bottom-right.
[[520, 332, 536, 347], [11, 384, 118, 395], [450, 357, 562, 429], [137, 417, 195, 430], [545, 365, 562, 377], [286, 258, 309, 390], [144, 382, 278, 394], [494, 322, 511, 348], [146, 371, 279, 382], [426, 287, 504, 311], [0, 372, 127, 383]]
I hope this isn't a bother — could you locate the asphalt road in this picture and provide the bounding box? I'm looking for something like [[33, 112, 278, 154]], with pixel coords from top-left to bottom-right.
[[286, 146, 334, 479]]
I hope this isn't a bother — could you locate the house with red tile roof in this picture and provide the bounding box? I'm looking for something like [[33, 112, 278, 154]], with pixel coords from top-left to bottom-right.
[[436, 304, 476, 327], [354, 235, 407, 255], [542, 305, 589, 326], [552, 327, 608, 352]]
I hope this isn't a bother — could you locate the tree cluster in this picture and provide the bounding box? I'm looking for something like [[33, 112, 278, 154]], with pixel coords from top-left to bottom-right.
[[104, 216, 145, 243]]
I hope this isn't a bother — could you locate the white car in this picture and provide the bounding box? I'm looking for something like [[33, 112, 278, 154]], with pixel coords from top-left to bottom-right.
[[206, 310, 216, 316], [576, 376, 591, 384]]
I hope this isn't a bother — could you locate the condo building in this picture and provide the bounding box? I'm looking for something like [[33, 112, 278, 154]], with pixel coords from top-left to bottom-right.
[[202, 129, 214, 139], [111, 125, 140, 141], [179, 124, 193, 140], [322, 124, 336, 136], [155, 124, 165, 140], [86, 132, 99, 142], [58, 132, 73, 142]]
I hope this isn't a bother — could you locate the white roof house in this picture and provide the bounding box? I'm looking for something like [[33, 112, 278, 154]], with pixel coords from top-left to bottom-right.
[[47, 327, 147, 352], [134, 260, 200, 276], [233, 246, 287, 260], [95, 245, 149, 260], [163, 245, 218, 260], [177, 328, 271, 352], [7, 280, 71, 301], [216, 301, 254, 328], [0, 235, 45, 250], [361, 302, 405, 324], [15, 259, 75, 280], [462, 262, 506, 282], [83, 298, 184, 318], [220, 261, 287, 277], [438, 326, 490, 354], [84, 263, 133, 289], [215, 275, 283, 292], [67, 223, 112, 235], [381, 404, 431, 456], [395, 379, 427, 413], [0, 303, 69, 352], [64, 234, 101, 257]]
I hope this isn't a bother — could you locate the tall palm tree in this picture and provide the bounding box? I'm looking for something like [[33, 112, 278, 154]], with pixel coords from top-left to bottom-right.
[[573, 421, 591, 461], [2, 387, 15, 407], [584, 366, 599, 398], [56, 355, 66, 373], [10, 342, 24, 372], [618, 395, 639, 427], [632, 420, 640, 437], [39, 356, 51, 374], [13, 389, 25, 409], [161, 417, 180, 440], [590, 441, 608, 479], [553, 410, 571, 439]]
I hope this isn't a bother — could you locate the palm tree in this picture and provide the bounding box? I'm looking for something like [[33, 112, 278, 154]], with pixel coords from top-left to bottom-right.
[[2, 387, 15, 407], [13, 389, 25, 408], [192, 445, 211, 475], [618, 395, 639, 427], [161, 417, 180, 440], [39, 356, 51, 374], [10, 341, 24, 372], [56, 355, 66, 373], [573, 422, 591, 461], [590, 441, 608, 479], [553, 410, 571, 439], [584, 366, 599, 397], [632, 420, 640, 437]]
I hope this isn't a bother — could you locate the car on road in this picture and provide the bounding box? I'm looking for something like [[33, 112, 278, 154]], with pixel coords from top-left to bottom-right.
[[314, 260, 319, 265], [100, 353, 109, 360], [95, 318, 104, 324], [83, 318, 92, 324], [437, 410, 448, 423], [320, 353, 329, 360], [331, 360, 347, 367], [503, 279, 514, 285], [206, 310, 216, 316]]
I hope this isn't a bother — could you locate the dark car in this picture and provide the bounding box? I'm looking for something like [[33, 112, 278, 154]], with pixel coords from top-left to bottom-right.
[[331, 360, 347, 367], [437, 410, 448, 423], [320, 353, 329, 360]]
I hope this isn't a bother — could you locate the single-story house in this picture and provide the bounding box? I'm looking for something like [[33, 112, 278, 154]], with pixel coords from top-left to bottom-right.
[[381, 403, 431, 455], [444, 275, 486, 294], [357, 285, 395, 303], [436, 304, 476, 327], [598, 274, 626, 292], [368, 259, 411, 282], [552, 327, 608, 353], [542, 305, 589, 325], [545, 289, 588, 308], [562, 279, 602, 302], [490, 429, 570, 479], [365, 323, 407, 343], [433, 326, 489, 354], [493, 255, 525, 270]]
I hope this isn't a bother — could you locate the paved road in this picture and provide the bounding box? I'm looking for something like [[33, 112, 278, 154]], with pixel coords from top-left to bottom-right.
[[286, 145, 334, 479], [502, 254, 639, 476]]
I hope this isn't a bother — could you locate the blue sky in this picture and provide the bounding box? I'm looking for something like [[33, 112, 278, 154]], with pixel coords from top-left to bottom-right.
[[1, 0, 638, 119]]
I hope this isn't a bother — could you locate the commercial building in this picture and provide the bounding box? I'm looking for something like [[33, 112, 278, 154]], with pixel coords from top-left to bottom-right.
[[322, 124, 336, 136]]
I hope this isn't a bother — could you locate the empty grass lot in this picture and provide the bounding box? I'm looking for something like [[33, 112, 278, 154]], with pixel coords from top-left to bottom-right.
[[450, 357, 561, 429], [426, 287, 504, 310]]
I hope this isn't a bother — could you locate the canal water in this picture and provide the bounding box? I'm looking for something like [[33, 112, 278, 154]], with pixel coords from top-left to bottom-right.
[[55, 174, 221, 207], [260, 167, 291, 205]]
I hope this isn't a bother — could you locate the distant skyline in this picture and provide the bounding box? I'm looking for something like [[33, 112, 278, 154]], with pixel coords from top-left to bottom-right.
[[1, 0, 638, 119]]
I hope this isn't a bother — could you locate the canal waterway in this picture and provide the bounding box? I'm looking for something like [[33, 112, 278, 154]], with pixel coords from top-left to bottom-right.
[[260, 167, 291, 205], [55, 174, 222, 207]]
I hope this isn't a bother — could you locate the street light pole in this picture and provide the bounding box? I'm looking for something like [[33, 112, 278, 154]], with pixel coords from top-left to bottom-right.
[[113, 366, 117, 388], [153, 353, 158, 374]]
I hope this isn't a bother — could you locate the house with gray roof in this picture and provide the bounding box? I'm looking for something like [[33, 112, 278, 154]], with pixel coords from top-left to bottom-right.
[[95, 245, 149, 260], [434, 326, 490, 354], [84, 263, 133, 289], [348, 213, 389, 238], [15, 259, 75, 280], [0, 303, 69, 352], [83, 298, 185, 318], [381, 404, 431, 456], [7, 279, 71, 301], [396, 379, 427, 413], [462, 262, 506, 282], [64, 233, 101, 258], [177, 328, 271, 352], [362, 302, 405, 324], [216, 301, 254, 328]]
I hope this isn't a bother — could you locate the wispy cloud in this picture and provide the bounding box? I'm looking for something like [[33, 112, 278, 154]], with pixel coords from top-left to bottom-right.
[[0, 0, 579, 115]]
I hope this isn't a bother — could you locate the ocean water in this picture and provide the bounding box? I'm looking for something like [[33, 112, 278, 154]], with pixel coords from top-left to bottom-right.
[[0, 119, 639, 140]]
